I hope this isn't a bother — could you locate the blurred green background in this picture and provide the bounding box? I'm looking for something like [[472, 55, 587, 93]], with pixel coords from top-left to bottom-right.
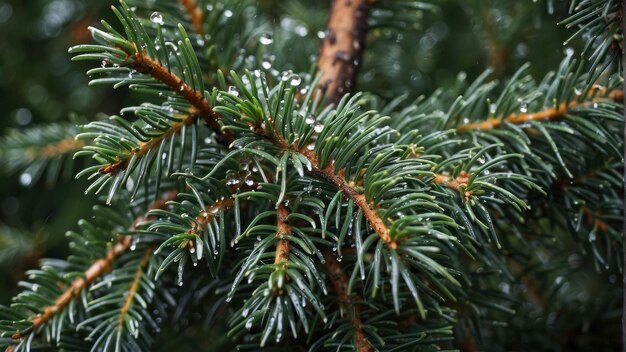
[[0, 0, 579, 305]]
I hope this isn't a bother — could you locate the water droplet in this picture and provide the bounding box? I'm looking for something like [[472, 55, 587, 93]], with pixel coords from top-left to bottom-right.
[[317, 30, 326, 39], [228, 85, 240, 97], [289, 74, 301, 87], [224, 9, 233, 17], [150, 12, 164, 25], [295, 25, 308, 37], [477, 156, 486, 164], [314, 123, 323, 133], [489, 103, 497, 114], [305, 115, 315, 125], [306, 144, 315, 150], [259, 32, 273, 45], [178, 281, 183, 286], [519, 102, 528, 113], [261, 56, 272, 69], [245, 179, 254, 186], [196, 37, 205, 46], [19, 173, 32, 186]]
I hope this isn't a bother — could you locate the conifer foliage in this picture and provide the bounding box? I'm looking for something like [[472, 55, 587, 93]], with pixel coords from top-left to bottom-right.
[[0, 0, 623, 351]]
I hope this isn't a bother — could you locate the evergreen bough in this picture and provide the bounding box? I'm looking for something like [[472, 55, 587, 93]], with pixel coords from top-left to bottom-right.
[[0, 0, 623, 351]]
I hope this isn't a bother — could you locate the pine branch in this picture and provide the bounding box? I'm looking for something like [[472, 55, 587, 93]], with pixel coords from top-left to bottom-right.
[[457, 88, 624, 133], [97, 111, 200, 175], [316, 0, 371, 104], [178, 0, 204, 36], [273, 136, 397, 249], [323, 251, 371, 352], [0, 123, 84, 187], [10, 190, 177, 341]]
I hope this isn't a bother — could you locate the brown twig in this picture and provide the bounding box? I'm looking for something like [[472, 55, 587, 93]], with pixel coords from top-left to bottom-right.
[[190, 197, 235, 233], [456, 89, 624, 133], [433, 171, 473, 201], [117, 248, 152, 330], [316, 0, 371, 104], [126, 48, 230, 141], [274, 205, 291, 267], [10, 191, 178, 341], [323, 251, 371, 352], [178, 0, 204, 36]]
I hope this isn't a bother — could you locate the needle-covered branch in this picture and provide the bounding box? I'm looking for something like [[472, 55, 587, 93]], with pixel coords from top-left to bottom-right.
[[457, 89, 624, 132], [8, 190, 177, 342]]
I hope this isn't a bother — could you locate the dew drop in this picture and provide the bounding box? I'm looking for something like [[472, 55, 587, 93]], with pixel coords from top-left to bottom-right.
[[289, 74, 302, 87], [305, 115, 315, 125], [317, 30, 326, 39], [150, 12, 164, 25], [519, 102, 528, 113], [261, 56, 272, 69], [19, 173, 32, 186], [314, 123, 323, 133], [228, 85, 240, 97], [224, 9, 233, 17], [477, 156, 486, 164], [259, 32, 273, 45]]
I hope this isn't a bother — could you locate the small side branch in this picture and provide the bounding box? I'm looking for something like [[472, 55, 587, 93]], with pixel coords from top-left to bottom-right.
[[274, 205, 291, 267], [123, 48, 235, 144], [117, 248, 152, 330], [98, 112, 199, 175], [316, 0, 371, 104], [433, 171, 473, 201], [289, 141, 396, 249], [178, 0, 204, 36], [323, 251, 371, 352], [191, 197, 235, 233], [457, 89, 624, 133], [11, 191, 177, 341]]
